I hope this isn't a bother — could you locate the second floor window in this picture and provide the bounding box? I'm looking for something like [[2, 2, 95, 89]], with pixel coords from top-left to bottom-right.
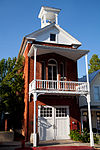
[[94, 86, 100, 102], [60, 62, 64, 80], [48, 59, 57, 80]]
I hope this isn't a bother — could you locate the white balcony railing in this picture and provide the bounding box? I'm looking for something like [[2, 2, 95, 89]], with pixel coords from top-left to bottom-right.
[[29, 80, 88, 94]]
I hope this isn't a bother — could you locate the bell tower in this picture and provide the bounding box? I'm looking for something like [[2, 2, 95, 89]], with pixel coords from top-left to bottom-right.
[[38, 6, 61, 28]]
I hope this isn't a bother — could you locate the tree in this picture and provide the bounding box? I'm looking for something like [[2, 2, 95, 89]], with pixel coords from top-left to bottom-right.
[[0, 56, 24, 130], [88, 54, 100, 74]]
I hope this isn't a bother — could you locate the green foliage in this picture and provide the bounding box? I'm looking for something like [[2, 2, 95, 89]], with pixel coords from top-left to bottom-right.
[[0, 56, 24, 129], [81, 129, 90, 143], [89, 54, 100, 74], [70, 130, 99, 144], [70, 130, 82, 141]]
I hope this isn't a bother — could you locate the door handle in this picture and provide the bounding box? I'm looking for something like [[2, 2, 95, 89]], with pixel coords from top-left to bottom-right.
[[53, 124, 56, 129]]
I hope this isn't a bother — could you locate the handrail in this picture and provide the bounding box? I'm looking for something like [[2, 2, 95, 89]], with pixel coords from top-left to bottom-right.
[[29, 79, 88, 93]]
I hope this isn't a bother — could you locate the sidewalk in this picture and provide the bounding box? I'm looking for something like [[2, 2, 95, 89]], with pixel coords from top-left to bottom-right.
[[0, 140, 100, 150], [39, 139, 100, 149]]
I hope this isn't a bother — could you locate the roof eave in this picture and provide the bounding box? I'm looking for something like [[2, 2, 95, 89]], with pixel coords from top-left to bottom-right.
[[28, 43, 89, 61]]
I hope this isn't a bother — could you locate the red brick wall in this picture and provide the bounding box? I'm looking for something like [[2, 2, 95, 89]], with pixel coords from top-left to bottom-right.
[[23, 45, 79, 140], [29, 53, 78, 83], [23, 43, 31, 140]]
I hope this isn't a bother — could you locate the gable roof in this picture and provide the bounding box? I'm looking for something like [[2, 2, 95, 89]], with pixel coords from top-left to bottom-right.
[[25, 23, 82, 46], [79, 70, 100, 83]]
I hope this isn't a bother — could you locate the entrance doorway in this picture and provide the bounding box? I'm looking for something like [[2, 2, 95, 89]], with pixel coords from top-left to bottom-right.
[[38, 106, 70, 141]]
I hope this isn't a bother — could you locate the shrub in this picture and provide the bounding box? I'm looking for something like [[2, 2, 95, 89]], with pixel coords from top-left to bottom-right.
[[81, 129, 90, 143], [70, 129, 99, 144], [70, 130, 82, 141]]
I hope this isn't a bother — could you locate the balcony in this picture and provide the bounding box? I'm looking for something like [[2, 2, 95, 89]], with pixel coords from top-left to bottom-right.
[[29, 80, 88, 95]]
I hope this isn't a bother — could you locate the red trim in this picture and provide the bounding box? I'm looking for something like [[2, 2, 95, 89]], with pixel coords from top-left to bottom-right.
[[33, 41, 73, 48], [33, 146, 95, 150], [15, 146, 95, 150]]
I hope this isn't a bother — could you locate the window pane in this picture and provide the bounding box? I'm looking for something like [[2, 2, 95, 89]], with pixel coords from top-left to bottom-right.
[[94, 87, 99, 101], [53, 66, 57, 80], [48, 66, 52, 80], [50, 34, 56, 41], [40, 106, 52, 117], [42, 62, 45, 80]]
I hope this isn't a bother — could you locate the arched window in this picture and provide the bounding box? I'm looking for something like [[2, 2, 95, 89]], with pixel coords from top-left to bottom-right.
[[48, 59, 57, 80]]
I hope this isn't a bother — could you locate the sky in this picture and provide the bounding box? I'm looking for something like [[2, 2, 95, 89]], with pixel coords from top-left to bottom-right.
[[0, 0, 100, 77]]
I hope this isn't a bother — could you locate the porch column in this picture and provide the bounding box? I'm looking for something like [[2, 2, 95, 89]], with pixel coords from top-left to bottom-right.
[[33, 92, 37, 147], [85, 54, 94, 147], [33, 46, 37, 147], [81, 110, 83, 132], [34, 47, 37, 90]]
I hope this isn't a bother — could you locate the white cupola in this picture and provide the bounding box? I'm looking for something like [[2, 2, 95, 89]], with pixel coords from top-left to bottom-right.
[[38, 6, 61, 28]]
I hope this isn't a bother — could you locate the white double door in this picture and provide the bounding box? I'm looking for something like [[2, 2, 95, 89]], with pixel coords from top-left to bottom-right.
[[38, 106, 70, 141]]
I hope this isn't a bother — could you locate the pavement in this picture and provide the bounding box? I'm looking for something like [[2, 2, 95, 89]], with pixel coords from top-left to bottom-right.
[[0, 140, 100, 150]]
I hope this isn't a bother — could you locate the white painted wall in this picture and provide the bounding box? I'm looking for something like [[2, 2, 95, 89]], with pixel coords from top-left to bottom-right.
[[90, 73, 100, 106], [32, 26, 72, 45], [79, 72, 100, 107]]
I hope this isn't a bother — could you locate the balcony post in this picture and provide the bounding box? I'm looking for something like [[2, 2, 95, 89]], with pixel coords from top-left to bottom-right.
[[33, 46, 37, 147], [33, 92, 37, 147], [34, 47, 37, 90], [85, 54, 94, 147], [81, 110, 83, 132]]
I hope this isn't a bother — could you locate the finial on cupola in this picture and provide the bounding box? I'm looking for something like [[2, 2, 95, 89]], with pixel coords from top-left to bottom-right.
[[38, 6, 61, 28]]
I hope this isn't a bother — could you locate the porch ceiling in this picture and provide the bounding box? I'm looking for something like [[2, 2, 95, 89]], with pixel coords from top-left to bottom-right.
[[28, 44, 89, 61]]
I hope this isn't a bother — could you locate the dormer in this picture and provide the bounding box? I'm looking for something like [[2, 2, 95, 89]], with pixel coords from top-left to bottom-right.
[[38, 6, 61, 28]]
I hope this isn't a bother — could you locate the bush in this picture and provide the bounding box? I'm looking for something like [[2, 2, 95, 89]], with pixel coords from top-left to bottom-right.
[[81, 129, 90, 143], [70, 130, 82, 141], [70, 129, 99, 144]]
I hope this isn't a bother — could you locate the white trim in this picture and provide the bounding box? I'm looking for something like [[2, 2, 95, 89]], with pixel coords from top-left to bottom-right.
[[26, 23, 81, 46], [55, 24, 82, 45], [33, 92, 37, 147], [29, 79, 88, 95], [28, 44, 89, 61], [34, 47, 37, 90], [29, 90, 88, 96]]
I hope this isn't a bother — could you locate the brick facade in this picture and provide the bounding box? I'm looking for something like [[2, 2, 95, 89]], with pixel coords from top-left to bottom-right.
[[23, 42, 81, 140]]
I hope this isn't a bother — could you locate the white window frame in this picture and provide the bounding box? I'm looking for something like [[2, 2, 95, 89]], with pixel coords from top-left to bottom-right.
[[48, 59, 58, 80], [93, 85, 100, 102]]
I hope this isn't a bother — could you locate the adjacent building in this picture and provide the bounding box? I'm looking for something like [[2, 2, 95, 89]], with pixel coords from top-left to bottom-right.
[[79, 70, 100, 133]]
